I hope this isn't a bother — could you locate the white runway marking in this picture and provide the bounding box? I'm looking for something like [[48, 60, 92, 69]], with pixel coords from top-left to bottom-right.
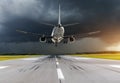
[[55, 56, 58, 62], [62, 56, 91, 60], [109, 65, 120, 68], [21, 58, 39, 61], [75, 57, 91, 60], [57, 68, 65, 80], [55, 57, 65, 80], [56, 62, 59, 65], [0, 66, 9, 69]]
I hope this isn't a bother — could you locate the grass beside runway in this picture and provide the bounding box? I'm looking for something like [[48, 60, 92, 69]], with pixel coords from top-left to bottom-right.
[[0, 55, 40, 61], [73, 54, 120, 60]]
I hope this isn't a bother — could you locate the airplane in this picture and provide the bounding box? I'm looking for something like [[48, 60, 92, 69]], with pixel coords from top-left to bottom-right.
[[16, 1, 100, 47]]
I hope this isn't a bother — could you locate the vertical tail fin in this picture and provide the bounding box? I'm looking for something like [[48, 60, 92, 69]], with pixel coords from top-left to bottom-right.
[[58, 0, 61, 24]]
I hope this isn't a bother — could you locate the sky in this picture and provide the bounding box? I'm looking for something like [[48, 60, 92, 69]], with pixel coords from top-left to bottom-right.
[[0, 0, 120, 54]]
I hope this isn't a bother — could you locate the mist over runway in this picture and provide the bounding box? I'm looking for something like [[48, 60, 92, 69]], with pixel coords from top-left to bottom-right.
[[1, 55, 120, 83]]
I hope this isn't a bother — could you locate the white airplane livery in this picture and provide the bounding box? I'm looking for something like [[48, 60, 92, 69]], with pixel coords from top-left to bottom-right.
[[51, 2, 64, 44], [17, 0, 100, 46]]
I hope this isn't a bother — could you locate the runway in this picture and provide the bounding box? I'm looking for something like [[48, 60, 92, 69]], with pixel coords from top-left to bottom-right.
[[1, 55, 120, 83]]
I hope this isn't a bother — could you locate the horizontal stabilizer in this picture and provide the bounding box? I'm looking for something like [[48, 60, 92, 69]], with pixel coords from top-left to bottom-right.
[[63, 23, 79, 27], [40, 22, 55, 27]]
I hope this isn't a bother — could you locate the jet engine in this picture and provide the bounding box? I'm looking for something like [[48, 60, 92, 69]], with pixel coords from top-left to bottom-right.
[[63, 36, 75, 44], [69, 36, 75, 42], [39, 37, 46, 42]]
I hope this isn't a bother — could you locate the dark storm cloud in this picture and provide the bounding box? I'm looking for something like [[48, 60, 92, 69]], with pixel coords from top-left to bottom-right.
[[0, 0, 120, 43], [0, 0, 120, 54], [0, 38, 107, 54]]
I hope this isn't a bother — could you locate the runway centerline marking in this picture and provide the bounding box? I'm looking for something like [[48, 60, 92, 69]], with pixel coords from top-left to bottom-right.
[[0, 66, 9, 69], [109, 65, 120, 68], [57, 68, 65, 80], [55, 56, 65, 81], [55, 57, 58, 62], [56, 62, 59, 65]]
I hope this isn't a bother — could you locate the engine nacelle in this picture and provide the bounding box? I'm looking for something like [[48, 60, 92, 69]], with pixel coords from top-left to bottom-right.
[[39, 37, 46, 42], [63, 36, 75, 44]]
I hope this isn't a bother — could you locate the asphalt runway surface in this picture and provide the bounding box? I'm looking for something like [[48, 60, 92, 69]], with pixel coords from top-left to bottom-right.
[[1, 55, 120, 83]]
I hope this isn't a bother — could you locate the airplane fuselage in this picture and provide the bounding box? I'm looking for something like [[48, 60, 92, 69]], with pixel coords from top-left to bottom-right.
[[51, 24, 65, 44]]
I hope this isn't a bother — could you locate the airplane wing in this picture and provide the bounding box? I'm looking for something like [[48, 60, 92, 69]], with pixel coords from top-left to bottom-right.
[[64, 31, 100, 39], [16, 30, 42, 36], [16, 30, 53, 38], [75, 31, 100, 39], [63, 23, 79, 27], [40, 22, 55, 27]]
